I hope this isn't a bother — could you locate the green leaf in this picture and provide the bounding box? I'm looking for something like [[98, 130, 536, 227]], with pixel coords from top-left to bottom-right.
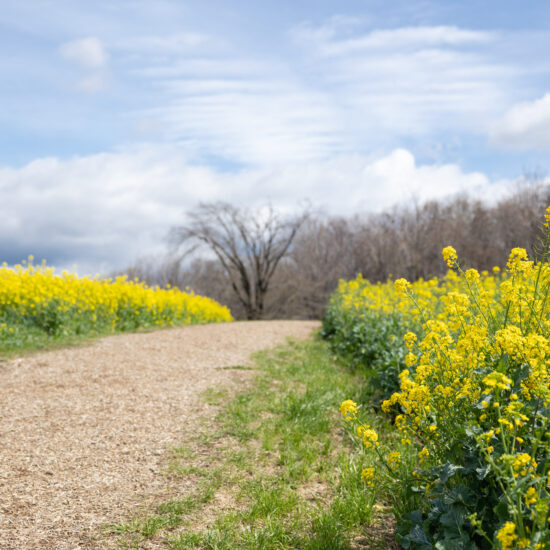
[[449, 485, 476, 507], [439, 463, 463, 483], [440, 505, 466, 531], [475, 464, 491, 480], [407, 525, 432, 548]]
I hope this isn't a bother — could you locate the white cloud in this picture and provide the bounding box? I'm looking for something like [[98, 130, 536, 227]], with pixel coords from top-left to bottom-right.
[[59, 37, 108, 69], [115, 32, 211, 54], [118, 22, 516, 165], [0, 146, 507, 274], [142, 82, 344, 164], [287, 22, 513, 140], [292, 25, 495, 56], [257, 148, 506, 212], [113, 31, 347, 164], [490, 93, 550, 150], [58, 37, 109, 93]]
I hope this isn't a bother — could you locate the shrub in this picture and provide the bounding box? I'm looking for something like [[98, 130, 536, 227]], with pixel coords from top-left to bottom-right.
[[0, 258, 232, 349], [328, 211, 550, 549]]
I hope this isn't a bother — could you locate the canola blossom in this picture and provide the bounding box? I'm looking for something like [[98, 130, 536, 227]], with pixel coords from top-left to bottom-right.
[[328, 215, 550, 549], [0, 258, 232, 348]]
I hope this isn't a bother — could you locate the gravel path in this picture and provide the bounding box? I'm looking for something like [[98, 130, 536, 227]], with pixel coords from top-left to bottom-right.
[[0, 320, 319, 550]]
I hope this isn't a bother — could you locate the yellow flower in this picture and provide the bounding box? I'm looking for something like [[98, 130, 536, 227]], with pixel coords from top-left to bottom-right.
[[361, 467, 374, 480], [339, 399, 358, 421], [482, 371, 513, 391], [418, 447, 430, 463], [524, 487, 537, 507], [361, 428, 379, 448], [512, 453, 537, 478], [395, 414, 406, 429], [357, 424, 369, 438], [327, 222, 550, 545], [387, 451, 402, 469], [465, 268, 480, 284], [441, 246, 457, 267], [496, 522, 517, 550], [361, 467, 375, 488], [394, 278, 411, 294], [506, 247, 530, 272], [403, 331, 417, 349]]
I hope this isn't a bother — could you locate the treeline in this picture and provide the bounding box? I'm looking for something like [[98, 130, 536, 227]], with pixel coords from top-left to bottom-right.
[[122, 180, 550, 320]]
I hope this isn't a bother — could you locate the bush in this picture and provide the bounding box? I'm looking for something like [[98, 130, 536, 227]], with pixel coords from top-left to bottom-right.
[[323, 301, 410, 404], [0, 258, 232, 350], [327, 212, 550, 549]]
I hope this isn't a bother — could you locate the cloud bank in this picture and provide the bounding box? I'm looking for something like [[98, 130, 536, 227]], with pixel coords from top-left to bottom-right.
[[491, 93, 550, 150], [1, 6, 547, 277], [114, 21, 519, 166], [0, 147, 508, 274]]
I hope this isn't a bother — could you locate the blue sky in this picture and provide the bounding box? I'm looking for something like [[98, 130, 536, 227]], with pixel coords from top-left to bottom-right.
[[1, 0, 550, 273]]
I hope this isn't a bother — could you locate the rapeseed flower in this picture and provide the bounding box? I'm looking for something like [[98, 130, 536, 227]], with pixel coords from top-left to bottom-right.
[[339, 399, 358, 421], [331, 208, 550, 548], [441, 246, 457, 267], [361, 467, 375, 488], [0, 259, 232, 341], [496, 522, 517, 550]]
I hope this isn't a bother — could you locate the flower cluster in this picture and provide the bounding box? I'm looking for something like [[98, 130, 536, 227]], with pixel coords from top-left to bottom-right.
[[328, 212, 550, 549], [0, 257, 232, 346], [339, 399, 358, 421]]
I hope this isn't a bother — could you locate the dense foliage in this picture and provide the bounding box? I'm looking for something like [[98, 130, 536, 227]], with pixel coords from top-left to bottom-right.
[[325, 214, 550, 549], [0, 258, 232, 351]]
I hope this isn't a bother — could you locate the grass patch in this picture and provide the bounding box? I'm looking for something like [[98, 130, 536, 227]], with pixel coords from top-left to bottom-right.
[[0, 326, 108, 358], [215, 365, 254, 370], [111, 337, 398, 549], [202, 387, 229, 406], [0, 322, 178, 359]]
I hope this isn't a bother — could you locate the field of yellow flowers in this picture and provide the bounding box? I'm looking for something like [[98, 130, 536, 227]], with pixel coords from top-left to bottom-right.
[[0, 258, 232, 352], [323, 214, 550, 549]]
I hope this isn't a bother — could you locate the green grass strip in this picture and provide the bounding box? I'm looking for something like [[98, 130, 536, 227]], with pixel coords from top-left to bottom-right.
[[110, 337, 398, 549]]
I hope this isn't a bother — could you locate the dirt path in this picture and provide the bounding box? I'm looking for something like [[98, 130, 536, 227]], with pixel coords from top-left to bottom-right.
[[0, 320, 319, 550]]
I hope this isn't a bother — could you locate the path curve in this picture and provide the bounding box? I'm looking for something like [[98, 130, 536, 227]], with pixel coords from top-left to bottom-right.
[[0, 320, 319, 549]]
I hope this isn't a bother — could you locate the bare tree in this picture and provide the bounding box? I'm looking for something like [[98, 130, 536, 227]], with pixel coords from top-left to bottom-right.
[[118, 254, 186, 288], [279, 217, 358, 318], [117, 174, 550, 321], [170, 202, 309, 320]]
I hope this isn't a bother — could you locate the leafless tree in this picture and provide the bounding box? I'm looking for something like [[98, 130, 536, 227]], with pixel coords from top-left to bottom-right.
[[118, 174, 550, 321], [170, 202, 309, 320], [118, 254, 186, 288], [277, 217, 358, 318]]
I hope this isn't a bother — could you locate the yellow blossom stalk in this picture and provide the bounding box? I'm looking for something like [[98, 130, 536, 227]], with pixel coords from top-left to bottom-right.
[[328, 206, 550, 549]]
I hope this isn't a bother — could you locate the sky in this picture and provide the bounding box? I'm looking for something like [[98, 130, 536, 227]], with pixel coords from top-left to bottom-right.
[[1, 0, 550, 274]]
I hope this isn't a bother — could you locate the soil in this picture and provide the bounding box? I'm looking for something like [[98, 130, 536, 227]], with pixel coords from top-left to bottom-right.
[[0, 320, 319, 550]]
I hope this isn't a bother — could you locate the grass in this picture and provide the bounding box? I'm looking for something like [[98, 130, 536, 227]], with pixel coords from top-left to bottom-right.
[[0, 325, 103, 358], [0, 322, 170, 359], [109, 337, 399, 549], [0, 319, 224, 360]]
